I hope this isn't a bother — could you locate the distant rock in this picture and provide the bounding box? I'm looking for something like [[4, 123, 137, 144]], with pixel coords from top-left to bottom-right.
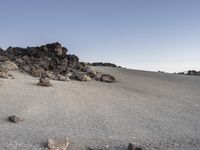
[[187, 70, 200, 76], [177, 70, 200, 76], [92, 62, 118, 68], [100, 74, 116, 83]]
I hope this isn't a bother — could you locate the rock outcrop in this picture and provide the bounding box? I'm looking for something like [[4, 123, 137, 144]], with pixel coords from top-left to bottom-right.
[[177, 70, 200, 76], [0, 42, 116, 82]]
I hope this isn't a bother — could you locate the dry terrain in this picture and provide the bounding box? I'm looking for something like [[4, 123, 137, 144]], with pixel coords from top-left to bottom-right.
[[0, 66, 200, 150]]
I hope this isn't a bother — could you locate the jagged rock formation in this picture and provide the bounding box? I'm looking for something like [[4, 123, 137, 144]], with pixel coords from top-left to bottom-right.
[[0, 42, 116, 82]]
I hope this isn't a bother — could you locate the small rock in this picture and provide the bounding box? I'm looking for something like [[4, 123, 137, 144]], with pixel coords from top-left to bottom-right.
[[74, 72, 91, 81], [8, 115, 23, 123], [0, 71, 8, 79], [100, 74, 116, 83], [54, 74, 70, 81], [45, 71, 56, 79], [38, 76, 52, 87], [82, 67, 97, 78], [128, 143, 144, 150], [47, 137, 69, 150], [8, 73, 15, 79]]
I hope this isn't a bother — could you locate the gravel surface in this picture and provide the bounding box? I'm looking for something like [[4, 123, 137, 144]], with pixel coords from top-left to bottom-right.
[[0, 67, 200, 150]]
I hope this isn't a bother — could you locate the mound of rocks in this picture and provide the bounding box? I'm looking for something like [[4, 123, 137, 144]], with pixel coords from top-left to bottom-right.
[[177, 70, 200, 76], [0, 42, 116, 82]]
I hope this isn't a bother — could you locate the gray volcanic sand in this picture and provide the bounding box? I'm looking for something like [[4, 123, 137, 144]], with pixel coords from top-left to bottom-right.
[[0, 66, 200, 150]]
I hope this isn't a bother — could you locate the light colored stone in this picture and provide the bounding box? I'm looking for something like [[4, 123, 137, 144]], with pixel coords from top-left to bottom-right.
[[47, 137, 69, 150], [0, 61, 18, 72]]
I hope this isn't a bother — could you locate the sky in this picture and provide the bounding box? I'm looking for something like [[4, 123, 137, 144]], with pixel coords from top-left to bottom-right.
[[0, 0, 200, 72]]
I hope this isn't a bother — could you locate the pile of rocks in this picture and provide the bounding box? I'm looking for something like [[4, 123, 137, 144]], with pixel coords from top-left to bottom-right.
[[0, 42, 116, 83], [177, 70, 200, 76], [0, 61, 18, 79]]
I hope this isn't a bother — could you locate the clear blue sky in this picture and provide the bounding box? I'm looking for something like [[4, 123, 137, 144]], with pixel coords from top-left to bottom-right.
[[0, 0, 200, 72]]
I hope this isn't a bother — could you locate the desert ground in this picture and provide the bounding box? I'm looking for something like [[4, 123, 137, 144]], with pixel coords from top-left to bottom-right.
[[0, 66, 200, 150]]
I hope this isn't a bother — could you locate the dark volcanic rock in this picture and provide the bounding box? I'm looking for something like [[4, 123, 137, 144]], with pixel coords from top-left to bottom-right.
[[6, 42, 81, 78], [8, 115, 23, 123], [92, 62, 118, 67], [177, 70, 200, 76], [1, 42, 116, 83], [0, 48, 9, 62], [100, 74, 116, 83], [187, 70, 200, 76]]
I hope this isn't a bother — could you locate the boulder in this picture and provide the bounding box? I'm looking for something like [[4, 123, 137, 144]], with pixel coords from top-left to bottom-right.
[[0, 71, 8, 79], [100, 74, 116, 83], [47, 137, 69, 150], [8, 115, 23, 123], [54, 74, 70, 81], [31, 66, 45, 77], [0, 61, 18, 71], [38, 76, 52, 87], [82, 67, 97, 78], [45, 71, 56, 79], [73, 72, 91, 81]]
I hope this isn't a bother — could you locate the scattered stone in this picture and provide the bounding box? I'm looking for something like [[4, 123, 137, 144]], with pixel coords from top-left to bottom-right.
[[82, 67, 97, 78], [100, 74, 116, 83], [8, 73, 15, 79], [128, 143, 144, 150], [73, 72, 91, 81], [0, 71, 8, 79], [8, 115, 23, 123], [87, 146, 109, 150], [47, 137, 69, 150], [38, 76, 52, 87], [45, 71, 56, 79], [54, 74, 70, 81]]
